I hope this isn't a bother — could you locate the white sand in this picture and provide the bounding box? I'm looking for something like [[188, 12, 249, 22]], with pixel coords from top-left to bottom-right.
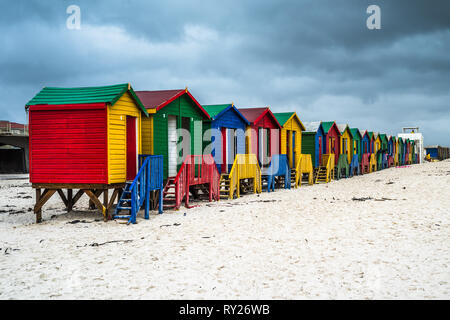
[[0, 161, 449, 299]]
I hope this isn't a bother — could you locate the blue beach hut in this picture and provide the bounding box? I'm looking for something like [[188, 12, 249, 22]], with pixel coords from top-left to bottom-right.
[[202, 103, 250, 173]]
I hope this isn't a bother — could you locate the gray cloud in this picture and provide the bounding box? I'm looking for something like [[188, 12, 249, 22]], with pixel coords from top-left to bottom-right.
[[0, 0, 449, 145]]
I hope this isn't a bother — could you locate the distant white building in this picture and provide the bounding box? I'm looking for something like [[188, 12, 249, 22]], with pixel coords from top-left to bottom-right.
[[398, 127, 424, 164]]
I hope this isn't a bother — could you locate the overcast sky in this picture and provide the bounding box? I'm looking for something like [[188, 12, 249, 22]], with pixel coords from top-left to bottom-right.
[[1, 0, 449, 145]]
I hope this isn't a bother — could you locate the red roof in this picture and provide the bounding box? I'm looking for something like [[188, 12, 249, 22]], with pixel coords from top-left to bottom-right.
[[135, 89, 210, 119], [239, 108, 267, 123], [238, 107, 281, 128], [135, 90, 184, 109]]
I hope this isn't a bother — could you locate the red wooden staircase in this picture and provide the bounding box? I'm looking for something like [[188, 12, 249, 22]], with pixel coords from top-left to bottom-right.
[[162, 177, 178, 210], [161, 155, 220, 210], [361, 153, 370, 174]]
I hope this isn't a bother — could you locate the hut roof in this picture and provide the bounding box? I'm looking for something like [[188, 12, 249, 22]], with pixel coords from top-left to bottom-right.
[[25, 83, 148, 116], [350, 128, 362, 140], [273, 112, 306, 131], [135, 88, 209, 118], [303, 121, 322, 133], [337, 124, 353, 138], [239, 108, 281, 128], [202, 104, 249, 124], [336, 123, 353, 139], [321, 121, 340, 135], [337, 124, 346, 133], [239, 108, 267, 123]]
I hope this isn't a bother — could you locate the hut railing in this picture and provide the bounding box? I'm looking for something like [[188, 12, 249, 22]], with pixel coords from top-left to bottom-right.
[[209, 156, 221, 201], [349, 154, 360, 177], [388, 155, 394, 167], [173, 162, 188, 209], [127, 155, 164, 224], [267, 154, 290, 191], [336, 154, 349, 180], [321, 153, 335, 182], [294, 155, 302, 188], [227, 157, 239, 199], [173, 155, 220, 208], [369, 153, 377, 172], [228, 154, 262, 198], [295, 154, 313, 186], [189, 155, 220, 200], [361, 153, 370, 173]]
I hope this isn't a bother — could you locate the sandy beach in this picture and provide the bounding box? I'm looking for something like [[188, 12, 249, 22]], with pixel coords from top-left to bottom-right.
[[0, 161, 449, 299]]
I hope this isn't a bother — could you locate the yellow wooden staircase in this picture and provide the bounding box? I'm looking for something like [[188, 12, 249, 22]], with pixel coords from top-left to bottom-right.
[[369, 153, 377, 173], [220, 154, 262, 199], [315, 154, 335, 184], [291, 154, 314, 187], [219, 173, 231, 199]]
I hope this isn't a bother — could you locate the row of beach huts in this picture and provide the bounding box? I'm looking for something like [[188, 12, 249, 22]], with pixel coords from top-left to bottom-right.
[[25, 84, 422, 224]]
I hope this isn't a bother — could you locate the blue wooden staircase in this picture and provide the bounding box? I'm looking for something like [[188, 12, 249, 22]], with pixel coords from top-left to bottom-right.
[[382, 153, 388, 169], [262, 154, 291, 192], [113, 155, 164, 224], [349, 154, 360, 177]]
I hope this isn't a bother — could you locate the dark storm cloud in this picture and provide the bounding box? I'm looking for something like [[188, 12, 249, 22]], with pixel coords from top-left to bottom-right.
[[0, 0, 449, 144]]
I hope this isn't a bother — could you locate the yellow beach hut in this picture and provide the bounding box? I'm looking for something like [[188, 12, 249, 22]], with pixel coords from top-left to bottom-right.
[[273, 112, 313, 187]]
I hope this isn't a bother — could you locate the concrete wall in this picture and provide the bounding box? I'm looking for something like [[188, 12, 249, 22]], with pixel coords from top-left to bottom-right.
[[0, 135, 29, 172]]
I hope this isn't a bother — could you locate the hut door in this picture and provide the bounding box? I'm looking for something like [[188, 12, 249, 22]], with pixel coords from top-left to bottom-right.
[[168, 115, 177, 177], [318, 136, 322, 166], [258, 128, 264, 164], [222, 128, 227, 173], [265, 128, 271, 166], [126, 116, 137, 181], [329, 137, 333, 154], [286, 131, 290, 165], [228, 129, 236, 172], [343, 138, 347, 156], [292, 131, 296, 168]]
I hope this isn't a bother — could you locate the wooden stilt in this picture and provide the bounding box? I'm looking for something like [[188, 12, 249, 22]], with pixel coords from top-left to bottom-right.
[[67, 189, 73, 212], [34, 189, 56, 221], [31, 183, 125, 224], [71, 189, 84, 208], [108, 188, 119, 213], [89, 189, 104, 210], [103, 189, 109, 220], [57, 189, 68, 207], [83, 190, 106, 221], [89, 189, 96, 210], [35, 188, 42, 223]]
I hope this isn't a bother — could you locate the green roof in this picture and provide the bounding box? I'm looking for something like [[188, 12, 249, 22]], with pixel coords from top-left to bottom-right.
[[379, 134, 388, 143], [321, 121, 337, 134], [273, 112, 306, 131], [26, 83, 148, 116], [367, 131, 374, 140], [202, 104, 231, 119], [273, 112, 305, 130], [350, 128, 362, 140], [273, 112, 295, 126]]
